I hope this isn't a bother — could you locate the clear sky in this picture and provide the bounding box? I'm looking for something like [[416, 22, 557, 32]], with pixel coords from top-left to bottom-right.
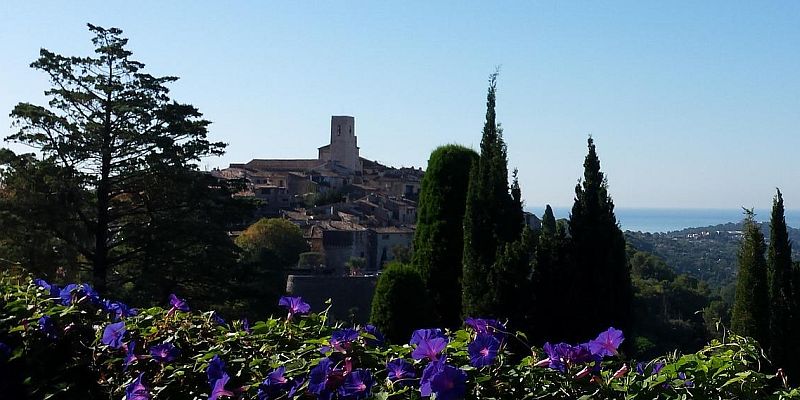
[[1, 1, 799, 210]]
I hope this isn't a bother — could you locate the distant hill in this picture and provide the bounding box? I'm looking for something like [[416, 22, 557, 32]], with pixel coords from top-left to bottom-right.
[[625, 222, 800, 288]]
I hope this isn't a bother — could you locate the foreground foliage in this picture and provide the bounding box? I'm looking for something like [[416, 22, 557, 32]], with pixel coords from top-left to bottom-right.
[[0, 271, 796, 399]]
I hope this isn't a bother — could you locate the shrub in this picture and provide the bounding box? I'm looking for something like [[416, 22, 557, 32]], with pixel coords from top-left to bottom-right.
[[369, 263, 432, 343]]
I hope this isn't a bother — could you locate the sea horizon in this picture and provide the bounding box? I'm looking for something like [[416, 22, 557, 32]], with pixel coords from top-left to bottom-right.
[[526, 206, 800, 233]]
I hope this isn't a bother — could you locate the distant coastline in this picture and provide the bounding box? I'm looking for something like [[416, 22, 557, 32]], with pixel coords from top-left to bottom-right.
[[526, 207, 800, 233]]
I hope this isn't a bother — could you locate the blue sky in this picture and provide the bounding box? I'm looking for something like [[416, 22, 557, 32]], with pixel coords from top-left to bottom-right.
[[1, 1, 799, 210]]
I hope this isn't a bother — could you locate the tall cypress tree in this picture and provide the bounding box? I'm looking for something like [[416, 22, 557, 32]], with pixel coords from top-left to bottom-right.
[[767, 189, 795, 372], [731, 209, 770, 347], [567, 137, 630, 341], [462, 72, 524, 318], [412, 144, 478, 328]]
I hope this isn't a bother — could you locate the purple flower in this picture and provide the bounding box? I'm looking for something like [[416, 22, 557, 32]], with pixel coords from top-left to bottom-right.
[[168, 294, 189, 313], [652, 361, 665, 375], [211, 312, 226, 326], [149, 342, 180, 363], [587, 327, 624, 358], [309, 358, 344, 397], [124, 341, 139, 370], [636, 362, 645, 375], [59, 284, 78, 306], [38, 316, 57, 339], [410, 328, 445, 346], [430, 364, 467, 400], [361, 324, 385, 347], [241, 318, 251, 334], [420, 360, 445, 397], [207, 355, 226, 387], [258, 366, 289, 400], [339, 369, 372, 399], [330, 328, 359, 353], [386, 359, 416, 383], [101, 321, 126, 349], [34, 279, 60, 299], [543, 342, 592, 372], [412, 337, 448, 361], [103, 300, 137, 321], [210, 373, 234, 400], [125, 372, 150, 400], [278, 296, 311, 318], [468, 333, 500, 367], [678, 372, 694, 387], [81, 283, 100, 303]]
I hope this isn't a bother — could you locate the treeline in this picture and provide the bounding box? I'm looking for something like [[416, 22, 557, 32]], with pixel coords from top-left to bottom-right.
[[371, 74, 632, 350]]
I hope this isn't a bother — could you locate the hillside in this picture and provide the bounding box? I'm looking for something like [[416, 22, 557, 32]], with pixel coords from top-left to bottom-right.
[[625, 222, 800, 288]]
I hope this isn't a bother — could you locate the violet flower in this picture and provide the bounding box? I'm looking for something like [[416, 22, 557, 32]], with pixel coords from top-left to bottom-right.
[[34, 279, 60, 299], [412, 337, 448, 361], [101, 321, 126, 349], [339, 369, 372, 399], [420, 360, 445, 397], [124, 341, 139, 370], [430, 364, 467, 400], [309, 358, 344, 398], [125, 372, 150, 400], [168, 294, 189, 314], [329, 328, 359, 353], [149, 342, 180, 363], [210, 373, 234, 400], [207, 355, 226, 387], [38, 315, 57, 340], [468, 333, 500, 367], [410, 328, 445, 346], [278, 296, 311, 319], [587, 327, 624, 358], [361, 324, 385, 347], [258, 365, 298, 399], [386, 359, 416, 383]]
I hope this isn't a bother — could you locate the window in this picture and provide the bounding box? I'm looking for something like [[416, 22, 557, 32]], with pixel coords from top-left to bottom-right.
[[337, 125, 341, 136]]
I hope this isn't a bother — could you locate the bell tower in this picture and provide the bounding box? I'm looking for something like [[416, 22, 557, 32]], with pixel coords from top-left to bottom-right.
[[328, 116, 360, 172]]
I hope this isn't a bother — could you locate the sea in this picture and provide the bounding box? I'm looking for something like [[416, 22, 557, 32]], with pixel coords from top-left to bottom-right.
[[528, 207, 800, 234]]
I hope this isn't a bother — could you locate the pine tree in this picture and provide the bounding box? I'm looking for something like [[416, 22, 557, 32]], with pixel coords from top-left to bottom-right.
[[412, 145, 478, 328], [767, 189, 795, 373], [567, 137, 631, 341], [731, 209, 770, 347], [462, 72, 525, 318]]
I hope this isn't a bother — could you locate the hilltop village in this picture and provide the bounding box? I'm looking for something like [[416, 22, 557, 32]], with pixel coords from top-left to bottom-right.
[[214, 116, 540, 278]]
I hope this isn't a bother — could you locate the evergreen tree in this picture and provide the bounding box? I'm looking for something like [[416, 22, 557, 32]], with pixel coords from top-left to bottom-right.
[[530, 205, 572, 342], [412, 144, 478, 328], [567, 137, 631, 342], [3, 24, 231, 295], [731, 209, 770, 347], [370, 263, 432, 343], [767, 189, 795, 373], [462, 72, 525, 318], [541, 205, 557, 236]]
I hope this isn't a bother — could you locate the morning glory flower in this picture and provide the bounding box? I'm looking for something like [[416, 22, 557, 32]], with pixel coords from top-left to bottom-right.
[[168, 294, 189, 314], [211, 311, 226, 326], [207, 355, 226, 387], [678, 372, 694, 387], [588, 327, 624, 358], [124, 341, 139, 370], [420, 360, 445, 397], [386, 359, 416, 383], [309, 358, 344, 397], [125, 372, 150, 400], [59, 284, 79, 306], [409, 328, 445, 346], [412, 337, 448, 361], [103, 300, 137, 321], [38, 316, 57, 339], [209, 373, 234, 400], [653, 361, 665, 375], [241, 318, 251, 334], [80, 283, 100, 303], [339, 369, 373, 399], [329, 328, 359, 353], [278, 296, 311, 319], [543, 342, 592, 372], [149, 342, 180, 363], [468, 333, 500, 367], [34, 279, 60, 299], [361, 324, 385, 347], [101, 321, 126, 349], [430, 364, 467, 400]]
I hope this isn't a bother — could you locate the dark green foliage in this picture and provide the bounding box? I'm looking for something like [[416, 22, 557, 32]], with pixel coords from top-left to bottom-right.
[[297, 252, 325, 269], [567, 137, 631, 342], [628, 247, 712, 358], [462, 73, 525, 318], [3, 24, 234, 296], [530, 205, 573, 342], [767, 189, 796, 374], [370, 263, 432, 343], [731, 210, 770, 347], [412, 144, 478, 328]]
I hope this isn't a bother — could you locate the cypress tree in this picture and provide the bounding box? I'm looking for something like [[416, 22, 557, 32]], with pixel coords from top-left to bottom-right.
[[731, 209, 770, 347], [542, 205, 557, 236], [369, 263, 432, 344], [767, 189, 795, 373], [412, 145, 478, 328], [567, 137, 631, 341], [462, 72, 525, 318], [531, 205, 571, 342]]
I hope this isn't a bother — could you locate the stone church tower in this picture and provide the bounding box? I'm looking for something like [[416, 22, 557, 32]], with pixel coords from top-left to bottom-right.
[[318, 115, 361, 172]]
